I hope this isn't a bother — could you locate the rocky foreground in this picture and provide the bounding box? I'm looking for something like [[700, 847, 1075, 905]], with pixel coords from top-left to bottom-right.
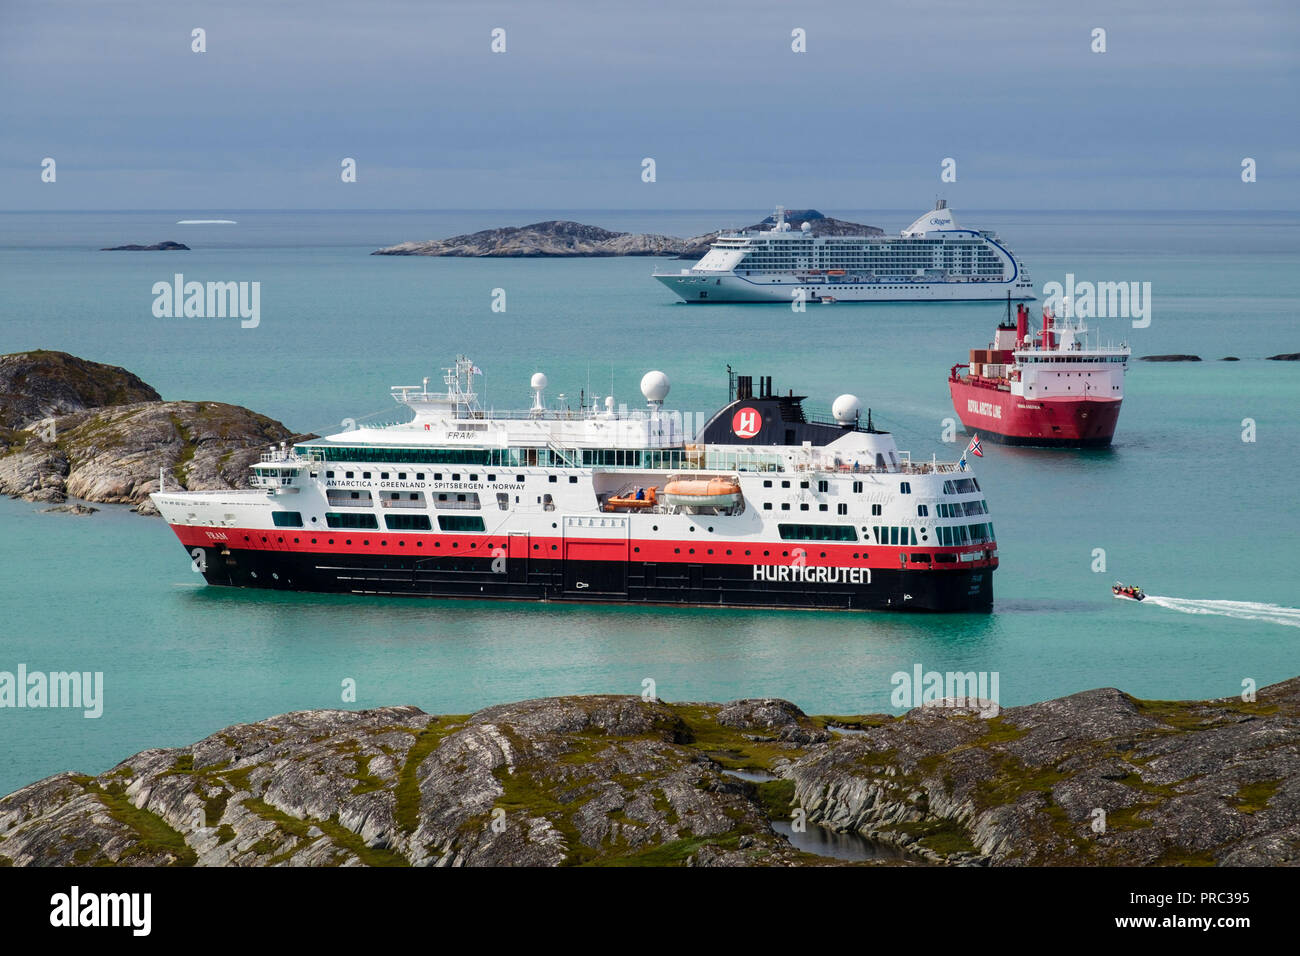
[[2, 679, 1296, 867], [372, 209, 883, 259], [0, 351, 305, 514]]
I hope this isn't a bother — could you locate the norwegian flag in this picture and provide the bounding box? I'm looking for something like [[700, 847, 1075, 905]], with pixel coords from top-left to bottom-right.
[[967, 434, 984, 458]]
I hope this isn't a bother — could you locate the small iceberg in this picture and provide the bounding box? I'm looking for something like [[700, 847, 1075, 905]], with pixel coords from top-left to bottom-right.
[[176, 219, 237, 224]]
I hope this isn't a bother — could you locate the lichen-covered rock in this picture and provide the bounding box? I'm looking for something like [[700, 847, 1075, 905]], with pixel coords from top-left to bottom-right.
[[716, 698, 831, 745], [0, 350, 160, 429], [2, 683, 1296, 867], [0, 696, 813, 867], [787, 679, 1300, 866], [1, 350, 307, 512]]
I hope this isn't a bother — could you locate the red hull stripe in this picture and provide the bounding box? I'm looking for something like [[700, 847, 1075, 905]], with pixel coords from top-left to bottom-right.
[[170, 524, 997, 570]]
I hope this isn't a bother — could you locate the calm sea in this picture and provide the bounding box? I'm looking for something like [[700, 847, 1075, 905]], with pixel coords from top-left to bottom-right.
[[0, 208, 1297, 795]]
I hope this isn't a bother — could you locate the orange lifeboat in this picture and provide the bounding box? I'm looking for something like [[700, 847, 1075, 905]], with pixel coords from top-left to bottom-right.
[[605, 486, 657, 511], [660, 477, 742, 508]]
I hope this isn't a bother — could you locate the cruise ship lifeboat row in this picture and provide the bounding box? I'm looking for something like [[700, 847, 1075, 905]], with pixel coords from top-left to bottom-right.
[[603, 477, 743, 512]]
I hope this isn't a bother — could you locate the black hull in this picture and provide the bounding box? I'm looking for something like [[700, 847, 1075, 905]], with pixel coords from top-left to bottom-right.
[[184, 545, 994, 613]]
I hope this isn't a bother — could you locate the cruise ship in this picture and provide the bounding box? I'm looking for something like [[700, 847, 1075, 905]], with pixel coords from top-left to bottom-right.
[[654, 201, 1034, 303], [151, 358, 998, 611]]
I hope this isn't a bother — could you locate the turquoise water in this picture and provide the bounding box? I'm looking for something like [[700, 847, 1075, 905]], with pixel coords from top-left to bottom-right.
[[1, 210, 1298, 796]]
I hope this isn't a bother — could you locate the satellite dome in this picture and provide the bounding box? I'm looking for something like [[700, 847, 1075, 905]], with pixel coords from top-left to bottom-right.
[[530, 372, 548, 390], [832, 394, 862, 425], [800, 221, 811, 233], [640, 370, 670, 403]]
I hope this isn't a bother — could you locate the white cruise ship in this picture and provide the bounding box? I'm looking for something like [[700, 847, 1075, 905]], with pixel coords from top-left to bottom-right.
[[151, 357, 997, 612], [654, 202, 1035, 304]]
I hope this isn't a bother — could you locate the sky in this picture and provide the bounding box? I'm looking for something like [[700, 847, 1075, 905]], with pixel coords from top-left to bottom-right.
[[1, 0, 1297, 210]]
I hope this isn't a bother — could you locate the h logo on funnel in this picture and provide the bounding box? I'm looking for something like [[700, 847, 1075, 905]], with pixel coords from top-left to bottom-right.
[[732, 407, 762, 439]]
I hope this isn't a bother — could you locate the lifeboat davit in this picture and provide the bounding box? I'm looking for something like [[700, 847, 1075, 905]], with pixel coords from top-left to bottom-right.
[[660, 477, 742, 509]]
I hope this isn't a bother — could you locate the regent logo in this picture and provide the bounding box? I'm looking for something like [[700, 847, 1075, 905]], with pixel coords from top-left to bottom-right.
[[731, 407, 762, 439]]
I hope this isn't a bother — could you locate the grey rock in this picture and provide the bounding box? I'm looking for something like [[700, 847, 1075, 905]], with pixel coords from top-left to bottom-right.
[[372, 211, 883, 259], [101, 241, 190, 251], [3, 681, 1296, 867], [1, 350, 308, 510], [0, 350, 159, 430]]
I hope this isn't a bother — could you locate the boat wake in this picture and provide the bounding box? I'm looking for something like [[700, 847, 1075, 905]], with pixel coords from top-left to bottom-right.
[[1142, 595, 1300, 628]]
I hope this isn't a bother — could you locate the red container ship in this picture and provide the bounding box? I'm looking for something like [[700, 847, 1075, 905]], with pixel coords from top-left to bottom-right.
[[949, 299, 1130, 447]]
